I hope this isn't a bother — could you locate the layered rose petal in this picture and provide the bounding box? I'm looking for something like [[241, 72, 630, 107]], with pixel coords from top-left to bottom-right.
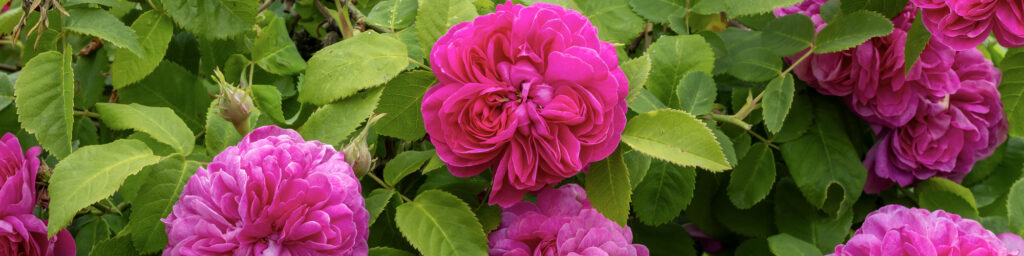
[[1000, 233, 1024, 255], [912, 0, 1024, 49], [422, 2, 627, 206], [163, 126, 369, 255], [864, 49, 1007, 193], [0, 133, 41, 216], [0, 215, 75, 256], [832, 205, 1011, 256], [488, 184, 648, 256]]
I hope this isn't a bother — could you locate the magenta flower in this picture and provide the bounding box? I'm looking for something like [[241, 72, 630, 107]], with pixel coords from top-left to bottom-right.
[[911, 0, 1024, 50], [863, 49, 1007, 193], [487, 184, 648, 256], [421, 2, 628, 206], [832, 205, 1011, 255], [163, 126, 369, 255], [0, 133, 75, 256], [1000, 233, 1024, 254]]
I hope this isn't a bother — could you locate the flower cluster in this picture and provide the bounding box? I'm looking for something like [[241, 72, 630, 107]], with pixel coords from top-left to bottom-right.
[[911, 0, 1024, 50], [421, 2, 628, 207], [163, 126, 369, 255], [831, 205, 1016, 255], [0, 133, 75, 255], [488, 184, 649, 256], [776, 1, 1008, 193]]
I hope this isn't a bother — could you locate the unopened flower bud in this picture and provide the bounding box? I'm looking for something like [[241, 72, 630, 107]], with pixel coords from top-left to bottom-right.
[[343, 114, 384, 178]]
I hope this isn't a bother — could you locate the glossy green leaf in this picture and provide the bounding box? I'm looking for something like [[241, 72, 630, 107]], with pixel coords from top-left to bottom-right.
[[299, 86, 383, 147], [622, 56, 652, 105], [621, 109, 730, 171], [252, 14, 306, 75], [773, 179, 852, 252], [772, 93, 813, 142], [916, 177, 979, 219], [128, 156, 199, 253], [112, 10, 174, 89], [375, 71, 437, 140], [763, 74, 795, 133], [416, 0, 477, 54], [162, 0, 258, 39], [89, 235, 138, 256], [48, 139, 161, 237], [14, 50, 73, 158], [367, 0, 418, 31], [728, 143, 776, 209], [633, 160, 696, 226], [646, 35, 716, 107], [628, 0, 686, 23], [395, 190, 489, 256], [762, 14, 814, 56], [65, 9, 143, 57], [96, 103, 195, 155], [676, 71, 717, 115], [814, 10, 894, 53], [904, 11, 931, 75], [251, 84, 286, 124], [727, 47, 782, 82], [300, 33, 407, 105], [585, 148, 631, 226], [624, 150, 652, 190], [999, 48, 1024, 137], [767, 234, 823, 256], [366, 189, 396, 226], [384, 150, 436, 185], [204, 102, 242, 154], [1008, 178, 1024, 234]]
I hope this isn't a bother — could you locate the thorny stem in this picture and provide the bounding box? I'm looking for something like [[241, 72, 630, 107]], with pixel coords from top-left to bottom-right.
[[366, 172, 413, 202]]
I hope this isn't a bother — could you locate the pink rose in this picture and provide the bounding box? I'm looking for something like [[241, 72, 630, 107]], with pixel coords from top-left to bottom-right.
[[163, 126, 369, 255], [912, 0, 1024, 49], [832, 205, 1011, 255], [488, 184, 649, 255], [0, 133, 75, 256], [999, 233, 1024, 255], [422, 2, 628, 206], [0, 215, 75, 256]]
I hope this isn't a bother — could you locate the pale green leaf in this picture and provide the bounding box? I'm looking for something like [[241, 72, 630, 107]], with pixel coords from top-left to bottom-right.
[[112, 10, 174, 89], [628, 89, 668, 113], [65, 9, 143, 57], [632, 160, 696, 226], [15, 50, 73, 158], [841, 0, 910, 18], [0, 73, 12, 111], [622, 55, 652, 103], [728, 143, 776, 209], [374, 71, 437, 140], [916, 177, 979, 219], [299, 86, 384, 147], [204, 102, 242, 154], [727, 47, 782, 82], [128, 156, 199, 253], [693, 0, 803, 17], [762, 14, 814, 56], [251, 84, 286, 124], [162, 0, 258, 39], [384, 150, 436, 186], [628, 0, 687, 23], [48, 139, 161, 237], [95, 103, 195, 155], [252, 14, 307, 75], [585, 148, 631, 226], [528, 0, 643, 43], [998, 48, 1024, 137], [367, 0, 418, 31], [621, 109, 730, 171], [395, 190, 489, 256], [366, 189, 396, 226], [118, 61, 211, 132], [814, 10, 894, 53], [416, 0, 477, 54], [767, 234, 823, 256], [676, 71, 716, 115], [763, 74, 795, 133], [300, 33, 407, 105], [646, 35, 715, 107]]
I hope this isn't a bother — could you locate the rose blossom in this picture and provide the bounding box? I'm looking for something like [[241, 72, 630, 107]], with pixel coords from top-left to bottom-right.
[[832, 205, 1013, 255], [1000, 233, 1024, 255], [911, 0, 1024, 50], [421, 2, 628, 206], [863, 49, 1007, 193], [487, 184, 649, 256], [0, 133, 75, 256], [163, 126, 369, 255]]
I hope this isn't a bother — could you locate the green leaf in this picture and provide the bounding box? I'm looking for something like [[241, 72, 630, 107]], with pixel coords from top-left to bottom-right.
[[528, 0, 643, 43], [162, 0, 258, 39], [628, 0, 686, 23], [999, 48, 1024, 137], [814, 10, 894, 53], [779, 97, 866, 215], [761, 14, 815, 56], [74, 47, 109, 109], [772, 92, 813, 142], [767, 234, 823, 256], [416, 0, 477, 54], [693, 0, 803, 17], [646, 35, 715, 106], [384, 150, 436, 185], [727, 47, 782, 82], [763, 74, 795, 133], [819, 0, 842, 23], [367, 0, 418, 31], [370, 247, 417, 256], [0, 73, 13, 112], [773, 179, 852, 252], [118, 61, 211, 132], [251, 84, 286, 124], [47, 139, 162, 237], [624, 150, 652, 190], [707, 122, 738, 167], [840, 0, 909, 18], [903, 11, 931, 75], [630, 221, 697, 256], [73, 215, 111, 256], [728, 143, 776, 209], [204, 102, 242, 154], [970, 138, 1024, 207], [64, 0, 120, 7], [375, 71, 437, 140], [676, 71, 717, 115], [89, 235, 138, 256], [300, 33, 407, 105], [474, 204, 501, 233], [395, 190, 489, 256], [366, 189, 396, 226], [128, 156, 199, 253], [633, 160, 696, 226], [629, 89, 668, 113], [15, 50, 73, 158], [622, 55, 652, 103], [252, 14, 307, 75], [714, 192, 775, 237], [299, 86, 384, 147], [95, 103, 195, 155], [422, 154, 446, 174], [65, 9, 143, 57], [585, 148, 632, 226], [621, 109, 730, 171], [1008, 178, 1024, 234], [112, 10, 174, 89], [916, 177, 979, 219]]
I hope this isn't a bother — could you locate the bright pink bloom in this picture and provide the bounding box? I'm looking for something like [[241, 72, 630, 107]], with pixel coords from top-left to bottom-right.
[[422, 2, 628, 206], [488, 184, 648, 256], [832, 205, 1012, 255], [911, 0, 1024, 49], [163, 126, 369, 255], [1000, 233, 1024, 255], [864, 49, 1007, 193], [0, 133, 75, 256]]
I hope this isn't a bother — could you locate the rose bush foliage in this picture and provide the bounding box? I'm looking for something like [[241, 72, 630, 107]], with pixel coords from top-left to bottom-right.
[[2, 0, 1024, 255]]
